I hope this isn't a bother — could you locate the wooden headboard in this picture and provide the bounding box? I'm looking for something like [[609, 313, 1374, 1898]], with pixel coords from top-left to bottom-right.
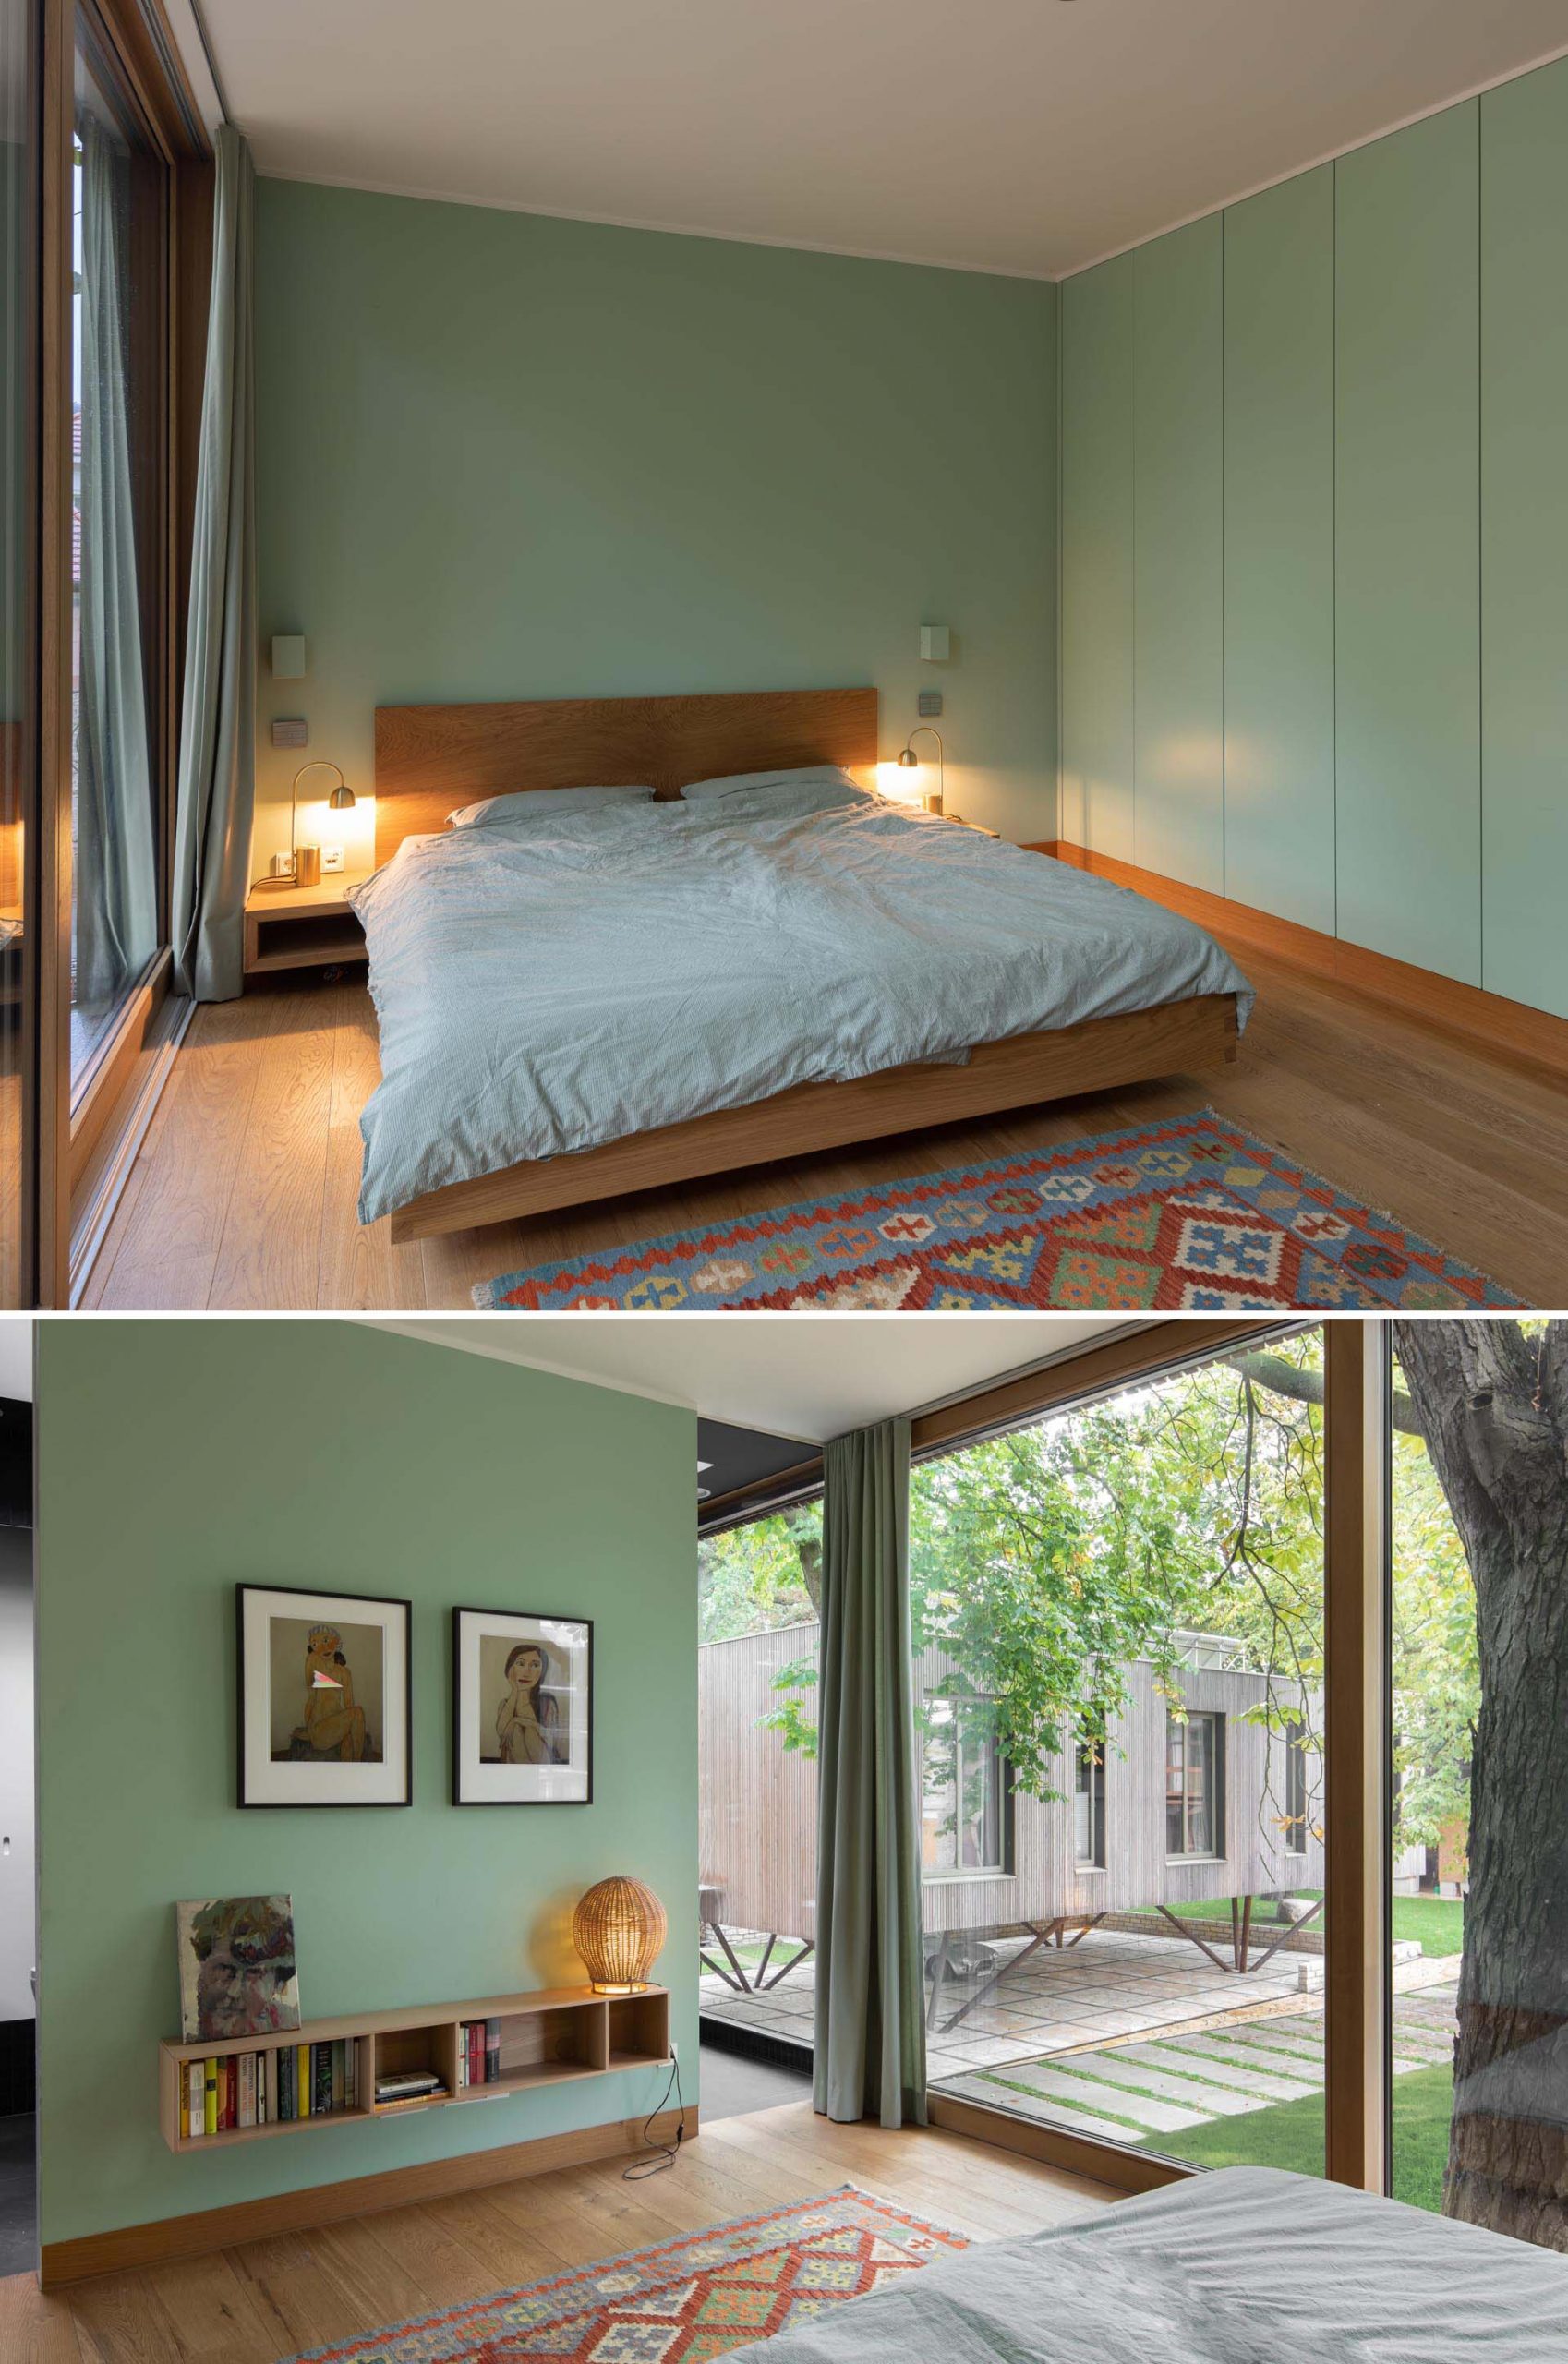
[[373, 687, 880, 866]]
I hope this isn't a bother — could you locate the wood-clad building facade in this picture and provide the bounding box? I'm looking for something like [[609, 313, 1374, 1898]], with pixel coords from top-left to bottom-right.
[[699, 1622, 1324, 1947]]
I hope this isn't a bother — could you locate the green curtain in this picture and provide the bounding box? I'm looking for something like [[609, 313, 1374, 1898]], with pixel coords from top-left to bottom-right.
[[814, 1416, 927, 2127], [76, 110, 157, 1016], [172, 123, 255, 1002]]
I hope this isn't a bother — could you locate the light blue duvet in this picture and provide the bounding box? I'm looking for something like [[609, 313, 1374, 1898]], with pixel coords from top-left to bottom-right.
[[351, 782, 1253, 1224]]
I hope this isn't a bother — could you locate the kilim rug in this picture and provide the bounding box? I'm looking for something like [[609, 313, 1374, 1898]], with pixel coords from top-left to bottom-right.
[[473, 1111, 1519, 1311], [279, 2186, 968, 2363]]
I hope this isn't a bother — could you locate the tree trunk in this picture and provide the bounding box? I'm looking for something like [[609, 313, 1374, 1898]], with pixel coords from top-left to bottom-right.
[[1393, 1321, 1568, 2250]]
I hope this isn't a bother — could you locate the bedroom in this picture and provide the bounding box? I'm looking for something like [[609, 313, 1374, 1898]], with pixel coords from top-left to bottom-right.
[[1, 2, 1566, 1309], [1, 1309, 1564, 2358]]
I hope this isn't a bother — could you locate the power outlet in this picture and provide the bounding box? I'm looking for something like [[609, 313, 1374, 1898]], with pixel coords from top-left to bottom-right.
[[321, 845, 345, 874]]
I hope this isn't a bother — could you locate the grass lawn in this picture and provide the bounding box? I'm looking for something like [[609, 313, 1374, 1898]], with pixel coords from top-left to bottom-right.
[[1123, 1891, 1465, 1956], [1131, 2061, 1454, 2212]]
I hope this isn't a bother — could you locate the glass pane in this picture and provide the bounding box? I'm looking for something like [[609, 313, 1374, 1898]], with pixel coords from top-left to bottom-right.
[[916, 1330, 1327, 2182], [1389, 1321, 1568, 2250], [698, 1503, 821, 2055], [923, 1698, 1006, 1875], [0, 0, 28, 1299], [71, 43, 162, 1085]]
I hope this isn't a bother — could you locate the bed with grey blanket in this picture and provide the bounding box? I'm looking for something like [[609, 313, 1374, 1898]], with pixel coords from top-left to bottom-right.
[[731, 2168, 1568, 2363], [351, 776, 1253, 1224]]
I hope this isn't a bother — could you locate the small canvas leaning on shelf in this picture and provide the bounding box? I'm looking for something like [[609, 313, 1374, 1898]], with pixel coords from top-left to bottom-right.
[[175, 1895, 302, 2044]]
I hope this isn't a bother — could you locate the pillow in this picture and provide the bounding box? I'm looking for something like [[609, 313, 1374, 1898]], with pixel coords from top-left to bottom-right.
[[447, 784, 654, 828], [678, 764, 872, 802]]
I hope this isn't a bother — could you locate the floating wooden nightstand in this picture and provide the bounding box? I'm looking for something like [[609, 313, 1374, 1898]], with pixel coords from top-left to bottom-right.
[[158, 1983, 669, 2152], [243, 874, 371, 981], [944, 814, 1001, 839]]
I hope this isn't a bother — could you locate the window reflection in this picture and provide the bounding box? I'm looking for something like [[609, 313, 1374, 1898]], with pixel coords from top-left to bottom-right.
[[71, 45, 161, 1083]]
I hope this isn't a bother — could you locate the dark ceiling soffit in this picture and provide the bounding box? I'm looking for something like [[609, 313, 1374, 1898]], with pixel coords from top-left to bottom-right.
[[697, 1317, 1308, 1535]]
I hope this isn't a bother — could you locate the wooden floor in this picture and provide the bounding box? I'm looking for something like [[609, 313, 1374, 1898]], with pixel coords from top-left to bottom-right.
[[0, 2102, 1113, 2361], [82, 944, 1568, 1309]]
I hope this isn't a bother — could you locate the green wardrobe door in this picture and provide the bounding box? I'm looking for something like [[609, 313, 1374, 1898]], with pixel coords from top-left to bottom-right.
[[1060, 254, 1134, 860], [1334, 106, 1480, 984], [1133, 214, 1224, 894], [1481, 60, 1568, 1021], [1224, 168, 1335, 936]]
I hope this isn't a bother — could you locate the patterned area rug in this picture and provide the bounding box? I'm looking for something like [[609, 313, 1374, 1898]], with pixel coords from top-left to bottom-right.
[[474, 1111, 1518, 1311], [280, 2187, 966, 2363]]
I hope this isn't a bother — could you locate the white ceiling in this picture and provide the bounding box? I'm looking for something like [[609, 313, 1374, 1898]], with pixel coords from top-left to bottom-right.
[[198, 1, 1568, 278], [367, 1316, 1128, 1442], [0, 1321, 31, 1404]]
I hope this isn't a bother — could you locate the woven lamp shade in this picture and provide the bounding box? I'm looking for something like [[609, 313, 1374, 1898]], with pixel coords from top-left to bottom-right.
[[573, 1876, 668, 1995]]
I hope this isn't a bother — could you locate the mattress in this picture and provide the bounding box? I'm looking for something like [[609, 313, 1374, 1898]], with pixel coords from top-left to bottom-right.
[[351, 781, 1254, 1224], [726, 2167, 1568, 2363]]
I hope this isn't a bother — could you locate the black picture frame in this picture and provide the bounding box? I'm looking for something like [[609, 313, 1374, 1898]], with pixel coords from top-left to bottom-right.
[[451, 1605, 594, 1806], [236, 1582, 414, 1808]]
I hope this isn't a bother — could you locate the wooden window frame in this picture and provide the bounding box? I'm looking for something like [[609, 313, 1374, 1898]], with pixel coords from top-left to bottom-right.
[[35, 0, 211, 1304]]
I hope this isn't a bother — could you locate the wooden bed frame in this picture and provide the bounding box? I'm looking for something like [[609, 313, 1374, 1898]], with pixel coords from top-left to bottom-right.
[[371, 688, 1240, 1243]]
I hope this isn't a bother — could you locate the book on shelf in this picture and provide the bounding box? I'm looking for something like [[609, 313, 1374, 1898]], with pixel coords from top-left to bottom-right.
[[180, 2037, 368, 2138], [486, 2019, 501, 2083], [374, 2069, 447, 2106]]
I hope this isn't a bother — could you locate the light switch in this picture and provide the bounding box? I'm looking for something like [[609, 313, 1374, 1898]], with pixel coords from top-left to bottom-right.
[[271, 633, 307, 679], [920, 624, 950, 662]]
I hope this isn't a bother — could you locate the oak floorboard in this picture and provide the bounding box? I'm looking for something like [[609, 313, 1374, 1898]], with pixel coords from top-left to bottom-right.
[[129, 2249, 281, 2362], [317, 989, 428, 1309], [86, 956, 1568, 1310], [204, 992, 338, 1310], [0, 2266, 84, 2363], [350, 2198, 505, 2311], [27, 2106, 1112, 2362], [81, 994, 290, 1311]]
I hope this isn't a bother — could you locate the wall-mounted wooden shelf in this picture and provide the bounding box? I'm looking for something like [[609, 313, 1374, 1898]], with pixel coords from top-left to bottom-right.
[[158, 1984, 669, 2153]]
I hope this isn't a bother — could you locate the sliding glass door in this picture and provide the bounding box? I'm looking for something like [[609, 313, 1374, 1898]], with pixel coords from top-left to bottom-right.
[[0, 0, 33, 1303], [1388, 1321, 1567, 2253], [912, 1329, 1328, 2181], [69, 10, 165, 1091], [697, 1502, 822, 2058]]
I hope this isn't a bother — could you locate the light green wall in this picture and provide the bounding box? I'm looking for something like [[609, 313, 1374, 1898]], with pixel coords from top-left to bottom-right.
[[1057, 54, 1568, 1018], [34, 1321, 696, 2249], [254, 184, 1059, 850]]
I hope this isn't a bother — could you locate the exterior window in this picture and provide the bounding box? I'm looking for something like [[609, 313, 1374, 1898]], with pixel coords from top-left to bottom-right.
[[1166, 1709, 1224, 1857], [923, 1698, 1008, 1875], [1285, 1718, 1308, 1852], [1074, 1730, 1106, 1867]]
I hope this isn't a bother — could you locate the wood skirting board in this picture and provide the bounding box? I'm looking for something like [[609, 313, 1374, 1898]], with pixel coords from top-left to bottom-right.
[[1031, 841, 1568, 1082], [38, 2100, 698, 2288]]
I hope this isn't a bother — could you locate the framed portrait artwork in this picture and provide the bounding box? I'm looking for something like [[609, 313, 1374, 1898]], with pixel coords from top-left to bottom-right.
[[237, 1584, 413, 1807], [452, 1608, 593, 1805]]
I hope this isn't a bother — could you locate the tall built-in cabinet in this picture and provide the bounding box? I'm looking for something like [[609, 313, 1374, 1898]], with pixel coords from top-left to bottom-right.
[[1057, 57, 1568, 1020]]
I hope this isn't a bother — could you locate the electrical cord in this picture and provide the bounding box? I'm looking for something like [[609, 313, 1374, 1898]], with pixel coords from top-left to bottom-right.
[[622, 2048, 686, 2178]]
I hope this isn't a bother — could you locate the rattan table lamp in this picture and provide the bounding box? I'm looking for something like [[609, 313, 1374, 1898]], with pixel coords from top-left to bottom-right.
[[573, 1876, 668, 1995]]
